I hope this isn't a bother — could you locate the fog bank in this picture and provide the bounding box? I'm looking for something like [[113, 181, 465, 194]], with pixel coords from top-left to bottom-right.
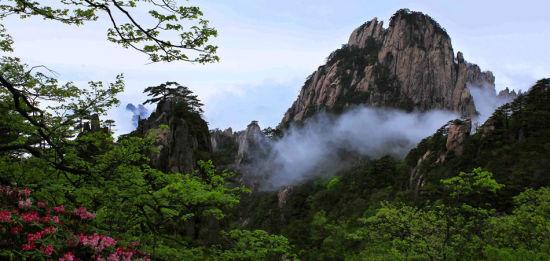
[[251, 107, 458, 190]]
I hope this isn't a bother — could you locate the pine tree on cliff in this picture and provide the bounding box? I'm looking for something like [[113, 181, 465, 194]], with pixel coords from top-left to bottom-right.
[[144, 81, 204, 114]]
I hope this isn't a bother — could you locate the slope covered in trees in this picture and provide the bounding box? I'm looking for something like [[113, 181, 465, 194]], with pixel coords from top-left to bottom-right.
[[236, 79, 550, 260], [407, 78, 550, 209]]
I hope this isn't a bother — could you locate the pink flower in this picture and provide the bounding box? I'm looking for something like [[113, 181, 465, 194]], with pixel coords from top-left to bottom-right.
[[0, 210, 12, 223], [21, 243, 35, 251], [18, 198, 32, 209], [102, 236, 117, 248], [74, 207, 96, 220], [122, 251, 134, 261], [42, 226, 57, 235], [52, 216, 60, 223], [107, 253, 119, 261], [37, 201, 47, 208], [42, 244, 54, 256], [10, 225, 22, 234], [20, 188, 31, 198], [60, 252, 75, 261], [41, 215, 51, 223], [21, 211, 40, 223], [79, 233, 117, 252], [53, 205, 65, 214], [27, 231, 43, 242]]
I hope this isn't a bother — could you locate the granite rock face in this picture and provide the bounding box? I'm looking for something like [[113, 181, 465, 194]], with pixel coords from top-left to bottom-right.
[[280, 9, 495, 128], [445, 119, 471, 156], [210, 121, 270, 168], [497, 87, 520, 100], [236, 121, 270, 165], [134, 97, 211, 173]]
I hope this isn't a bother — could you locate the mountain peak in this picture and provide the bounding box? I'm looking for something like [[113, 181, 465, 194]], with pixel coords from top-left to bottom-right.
[[389, 8, 449, 37], [280, 9, 496, 128]]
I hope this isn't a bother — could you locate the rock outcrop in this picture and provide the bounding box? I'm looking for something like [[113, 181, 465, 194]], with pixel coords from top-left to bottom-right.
[[236, 121, 270, 165], [133, 97, 211, 173], [210, 121, 270, 168], [280, 9, 495, 128], [497, 87, 520, 100], [445, 119, 471, 156], [211, 127, 235, 152]]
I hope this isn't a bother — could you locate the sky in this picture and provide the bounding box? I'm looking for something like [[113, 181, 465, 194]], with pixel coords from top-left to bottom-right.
[[3, 0, 549, 135]]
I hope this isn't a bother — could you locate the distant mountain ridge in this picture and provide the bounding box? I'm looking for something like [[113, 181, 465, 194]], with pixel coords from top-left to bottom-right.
[[280, 9, 496, 128]]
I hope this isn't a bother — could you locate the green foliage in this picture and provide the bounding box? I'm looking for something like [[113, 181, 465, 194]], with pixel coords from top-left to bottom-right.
[[325, 176, 340, 190], [0, 0, 219, 63], [238, 156, 408, 260], [1, 125, 290, 259], [216, 229, 294, 260], [242, 164, 550, 260], [441, 168, 504, 202], [0, 2, 292, 258], [0, 186, 148, 260], [484, 187, 550, 254], [405, 79, 550, 210]]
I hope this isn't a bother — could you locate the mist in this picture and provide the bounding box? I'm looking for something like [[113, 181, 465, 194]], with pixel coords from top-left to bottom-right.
[[249, 107, 458, 190], [469, 85, 516, 126], [125, 103, 150, 128], [249, 85, 518, 190]]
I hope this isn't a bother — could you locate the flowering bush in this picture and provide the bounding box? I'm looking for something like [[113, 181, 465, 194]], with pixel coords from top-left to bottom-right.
[[0, 185, 149, 260]]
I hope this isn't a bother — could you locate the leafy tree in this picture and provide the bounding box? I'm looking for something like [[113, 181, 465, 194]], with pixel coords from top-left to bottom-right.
[[0, 1, 293, 260], [216, 230, 294, 260], [484, 187, 550, 258], [0, 0, 219, 63], [0, 57, 123, 175], [346, 168, 505, 260]]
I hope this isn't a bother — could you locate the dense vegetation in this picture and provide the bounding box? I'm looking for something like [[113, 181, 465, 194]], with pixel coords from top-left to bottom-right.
[[0, 1, 548, 260], [237, 79, 550, 260], [0, 1, 292, 259], [407, 79, 550, 210]]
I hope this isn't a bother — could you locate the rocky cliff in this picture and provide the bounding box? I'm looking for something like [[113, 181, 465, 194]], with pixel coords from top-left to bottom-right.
[[210, 121, 270, 168], [406, 79, 550, 202], [134, 97, 211, 173], [497, 87, 520, 100], [280, 9, 495, 128], [236, 121, 271, 165]]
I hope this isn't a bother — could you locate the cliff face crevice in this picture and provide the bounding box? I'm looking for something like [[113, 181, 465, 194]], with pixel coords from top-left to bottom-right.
[[280, 9, 495, 128]]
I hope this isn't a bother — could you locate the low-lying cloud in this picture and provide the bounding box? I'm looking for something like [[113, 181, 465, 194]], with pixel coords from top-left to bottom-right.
[[248, 107, 458, 190], [250, 85, 518, 190], [469, 85, 515, 125]]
